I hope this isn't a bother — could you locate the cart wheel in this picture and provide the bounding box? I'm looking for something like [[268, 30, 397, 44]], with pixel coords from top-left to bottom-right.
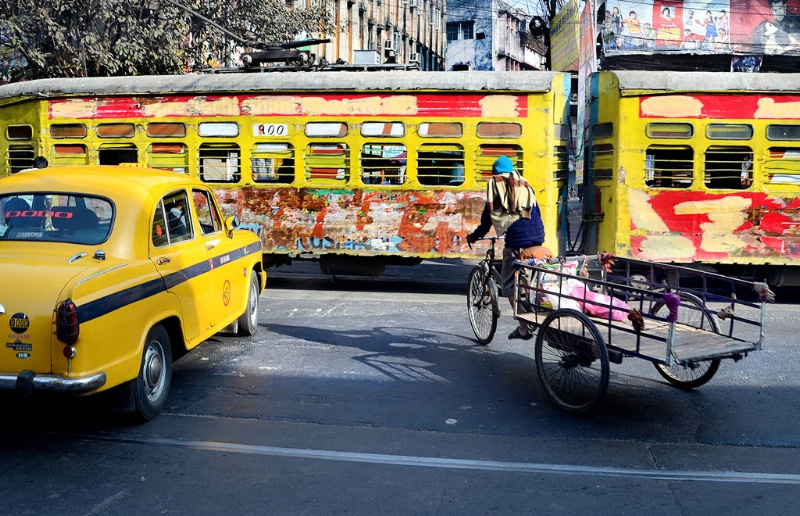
[[467, 267, 499, 345], [535, 309, 609, 413], [650, 292, 721, 389], [654, 359, 720, 390]]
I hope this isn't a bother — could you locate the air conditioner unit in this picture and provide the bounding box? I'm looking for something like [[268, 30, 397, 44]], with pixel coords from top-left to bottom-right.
[[384, 40, 395, 52], [409, 0, 419, 8], [409, 53, 420, 63]]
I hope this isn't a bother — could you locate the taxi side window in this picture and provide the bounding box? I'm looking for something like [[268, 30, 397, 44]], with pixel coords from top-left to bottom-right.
[[193, 189, 222, 235], [153, 191, 193, 247]]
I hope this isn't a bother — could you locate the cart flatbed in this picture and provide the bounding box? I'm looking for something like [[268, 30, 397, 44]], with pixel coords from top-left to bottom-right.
[[512, 255, 769, 413]]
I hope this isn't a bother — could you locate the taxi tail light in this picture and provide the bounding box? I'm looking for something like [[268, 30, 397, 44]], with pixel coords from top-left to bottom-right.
[[56, 299, 79, 345]]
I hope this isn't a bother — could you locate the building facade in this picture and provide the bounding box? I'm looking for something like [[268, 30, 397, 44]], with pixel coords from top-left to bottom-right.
[[444, 0, 545, 71], [289, 0, 447, 70]]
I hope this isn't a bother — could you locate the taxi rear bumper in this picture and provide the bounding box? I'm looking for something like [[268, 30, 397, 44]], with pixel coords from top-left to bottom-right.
[[0, 370, 107, 395]]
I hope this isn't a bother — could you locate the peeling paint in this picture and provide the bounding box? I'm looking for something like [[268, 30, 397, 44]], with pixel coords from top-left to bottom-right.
[[214, 187, 486, 258], [755, 98, 800, 119], [50, 93, 527, 120], [628, 189, 800, 263], [641, 95, 704, 118]]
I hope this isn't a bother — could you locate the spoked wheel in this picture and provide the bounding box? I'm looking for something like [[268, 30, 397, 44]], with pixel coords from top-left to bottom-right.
[[535, 309, 609, 413], [650, 292, 721, 389], [467, 267, 499, 345]]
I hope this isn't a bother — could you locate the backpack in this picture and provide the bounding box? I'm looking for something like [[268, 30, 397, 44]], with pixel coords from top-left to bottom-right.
[[487, 171, 537, 236]]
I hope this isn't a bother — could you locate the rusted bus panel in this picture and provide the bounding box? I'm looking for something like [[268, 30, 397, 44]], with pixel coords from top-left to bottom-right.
[[625, 189, 800, 264], [213, 187, 488, 258]]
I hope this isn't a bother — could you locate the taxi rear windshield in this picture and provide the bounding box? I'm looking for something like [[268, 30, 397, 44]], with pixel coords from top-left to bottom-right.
[[1, 193, 113, 245]]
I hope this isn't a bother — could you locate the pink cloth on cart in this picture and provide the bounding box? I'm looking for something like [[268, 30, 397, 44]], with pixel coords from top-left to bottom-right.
[[571, 285, 630, 321]]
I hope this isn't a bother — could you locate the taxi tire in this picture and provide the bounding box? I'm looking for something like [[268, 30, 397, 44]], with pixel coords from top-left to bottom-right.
[[236, 273, 260, 337], [133, 324, 173, 421]]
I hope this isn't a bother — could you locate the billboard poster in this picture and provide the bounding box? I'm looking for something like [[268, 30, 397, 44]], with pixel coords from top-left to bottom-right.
[[551, 0, 581, 71], [598, 0, 800, 55]]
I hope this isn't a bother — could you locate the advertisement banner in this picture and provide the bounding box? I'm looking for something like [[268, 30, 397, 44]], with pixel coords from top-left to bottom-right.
[[599, 0, 800, 55], [551, 0, 582, 71]]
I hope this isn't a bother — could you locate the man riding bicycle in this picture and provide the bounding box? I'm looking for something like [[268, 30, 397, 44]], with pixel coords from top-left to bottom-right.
[[466, 155, 551, 340]]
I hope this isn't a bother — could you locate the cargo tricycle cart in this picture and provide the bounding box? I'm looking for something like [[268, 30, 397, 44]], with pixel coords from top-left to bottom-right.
[[481, 254, 770, 413]]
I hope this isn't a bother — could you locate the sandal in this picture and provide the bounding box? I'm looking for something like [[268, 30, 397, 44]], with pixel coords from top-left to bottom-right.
[[508, 327, 533, 341]]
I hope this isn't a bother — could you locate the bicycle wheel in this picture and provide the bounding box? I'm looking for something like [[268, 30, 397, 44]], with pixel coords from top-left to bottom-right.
[[467, 266, 499, 345], [650, 292, 721, 389], [535, 309, 609, 413]]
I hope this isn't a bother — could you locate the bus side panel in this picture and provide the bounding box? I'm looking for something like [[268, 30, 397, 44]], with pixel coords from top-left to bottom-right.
[[585, 72, 623, 256], [628, 190, 800, 265], [214, 186, 487, 259]]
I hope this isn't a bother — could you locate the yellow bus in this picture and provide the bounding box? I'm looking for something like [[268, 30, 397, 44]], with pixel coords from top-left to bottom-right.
[[585, 70, 800, 287], [0, 72, 572, 276]]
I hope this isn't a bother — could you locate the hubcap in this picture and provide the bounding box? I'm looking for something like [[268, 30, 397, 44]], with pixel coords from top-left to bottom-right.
[[143, 344, 164, 400]]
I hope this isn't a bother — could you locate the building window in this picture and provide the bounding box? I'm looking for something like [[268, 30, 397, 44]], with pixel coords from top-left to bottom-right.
[[446, 21, 474, 41]]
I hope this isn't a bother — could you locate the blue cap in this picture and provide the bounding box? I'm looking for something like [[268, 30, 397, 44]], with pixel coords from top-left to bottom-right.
[[492, 155, 514, 174]]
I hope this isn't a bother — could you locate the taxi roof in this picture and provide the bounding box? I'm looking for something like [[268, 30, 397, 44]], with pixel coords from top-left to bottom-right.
[[0, 166, 202, 202]]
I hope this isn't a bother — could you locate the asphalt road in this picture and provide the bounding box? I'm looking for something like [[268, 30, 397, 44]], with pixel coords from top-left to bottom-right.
[[1, 259, 799, 515]]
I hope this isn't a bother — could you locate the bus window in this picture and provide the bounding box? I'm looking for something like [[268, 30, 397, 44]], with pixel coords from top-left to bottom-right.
[[305, 122, 348, 138], [644, 146, 693, 188], [251, 143, 294, 183], [417, 144, 464, 186], [476, 122, 522, 138], [767, 125, 800, 141], [7, 126, 33, 140], [52, 144, 89, 166], [97, 123, 136, 138], [99, 144, 138, 165], [198, 122, 239, 137], [589, 144, 614, 181], [199, 143, 240, 183], [554, 146, 569, 182], [361, 144, 406, 185], [645, 123, 693, 139], [475, 145, 522, 183], [8, 145, 35, 173], [592, 123, 613, 139], [361, 122, 405, 137], [148, 143, 188, 173], [147, 122, 187, 138], [704, 146, 752, 190], [51, 124, 87, 139], [419, 122, 463, 137], [304, 143, 349, 183], [706, 123, 753, 140], [764, 147, 800, 186]]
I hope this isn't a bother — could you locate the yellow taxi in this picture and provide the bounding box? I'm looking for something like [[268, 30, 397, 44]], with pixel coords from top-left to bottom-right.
[[0, 165, 265, 420]]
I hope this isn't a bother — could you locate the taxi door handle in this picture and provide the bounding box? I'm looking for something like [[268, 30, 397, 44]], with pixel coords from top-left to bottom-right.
[[157, 257, 171, 265], [206, 243, 216, 250]]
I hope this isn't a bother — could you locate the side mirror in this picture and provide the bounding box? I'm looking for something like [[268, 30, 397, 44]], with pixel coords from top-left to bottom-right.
[[224, 215, 240, 237]]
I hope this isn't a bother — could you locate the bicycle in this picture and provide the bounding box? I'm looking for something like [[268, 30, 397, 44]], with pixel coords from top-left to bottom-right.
[[466, 236, 503, 344]]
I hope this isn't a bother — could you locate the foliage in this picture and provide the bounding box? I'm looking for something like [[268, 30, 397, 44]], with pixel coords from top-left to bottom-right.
[[0, 0, 336, 82]]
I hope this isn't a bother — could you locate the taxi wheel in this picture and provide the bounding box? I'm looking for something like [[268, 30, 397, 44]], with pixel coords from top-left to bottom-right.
[[133, 324, 173, 421], [236, 273, 260, 336]]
